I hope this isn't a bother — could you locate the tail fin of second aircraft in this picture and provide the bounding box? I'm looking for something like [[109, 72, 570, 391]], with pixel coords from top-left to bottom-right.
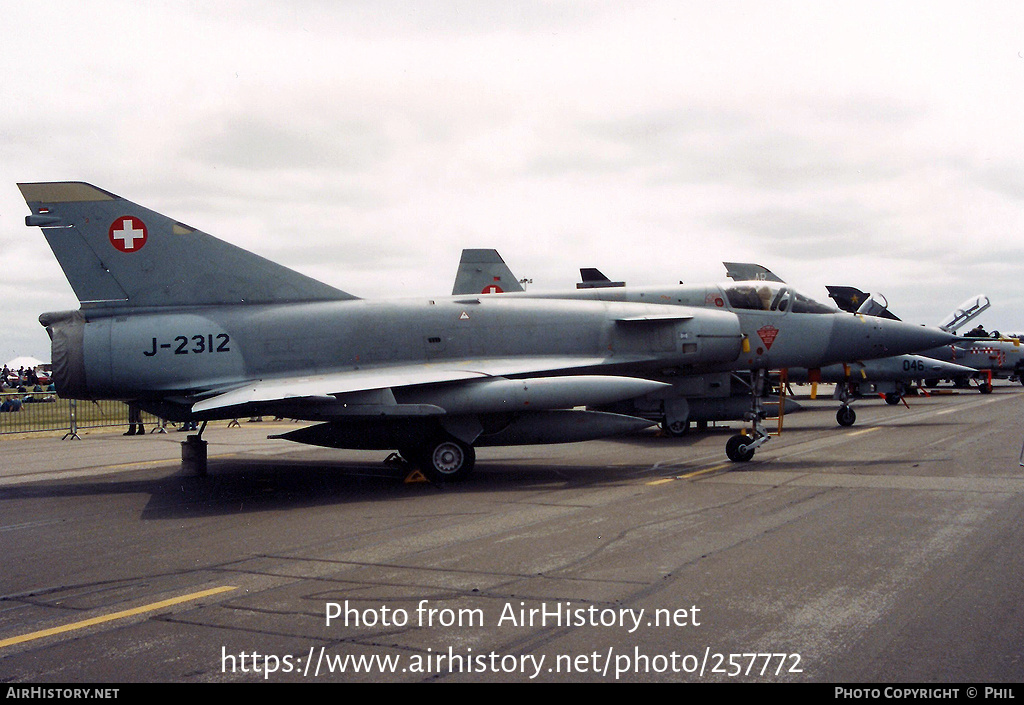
[[452, 248, 525, 296], [577, 268, 625, 289], [19, 182, 356, 309], [723, 262, 785, 283]]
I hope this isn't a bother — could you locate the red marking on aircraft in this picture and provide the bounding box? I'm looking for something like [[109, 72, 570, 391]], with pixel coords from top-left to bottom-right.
[[757, 325, 780, 350], [109, 216, 148, 252]]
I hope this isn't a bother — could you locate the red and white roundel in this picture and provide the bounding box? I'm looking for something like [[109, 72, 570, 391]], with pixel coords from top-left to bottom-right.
[[481, 284, 504, 294], [109, 216, 148, 252]]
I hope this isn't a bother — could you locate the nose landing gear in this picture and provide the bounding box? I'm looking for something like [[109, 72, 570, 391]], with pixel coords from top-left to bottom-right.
[[726, 369, 772, 462]]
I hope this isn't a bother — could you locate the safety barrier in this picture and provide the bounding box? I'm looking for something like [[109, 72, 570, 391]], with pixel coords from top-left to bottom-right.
[[0, 392, 164, 438]]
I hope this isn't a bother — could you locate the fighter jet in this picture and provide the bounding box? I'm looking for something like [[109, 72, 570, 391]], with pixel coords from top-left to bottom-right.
[[452, 250, 957, 460], [24, 182, 786, 480], [782, 355, 978, 426], [826, 284, 1024, 391], [453, 253, 801, 435], [725, 265, 984, 425]]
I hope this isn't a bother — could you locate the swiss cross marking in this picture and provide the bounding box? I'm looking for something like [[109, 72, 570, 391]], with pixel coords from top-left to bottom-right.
[[109, 216, 148, 252]]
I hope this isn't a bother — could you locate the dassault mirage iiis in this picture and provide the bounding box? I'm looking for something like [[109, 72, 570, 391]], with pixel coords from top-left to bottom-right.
[[21, 181, 780, 480], [725, 264, 980, 426], [451, 250, 957, 460]]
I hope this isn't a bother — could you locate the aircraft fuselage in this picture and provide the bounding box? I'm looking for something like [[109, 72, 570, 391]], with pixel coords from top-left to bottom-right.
[[43, 296, 744, 408], [485, 282, 948, 372]]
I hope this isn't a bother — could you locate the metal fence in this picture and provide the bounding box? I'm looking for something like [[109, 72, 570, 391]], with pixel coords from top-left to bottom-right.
[[0, 392, 165, 438]]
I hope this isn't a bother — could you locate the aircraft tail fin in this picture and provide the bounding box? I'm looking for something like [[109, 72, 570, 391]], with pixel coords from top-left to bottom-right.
[[19, 182, 357, 309], [452, 249, 524, 295], [723, 262, 785, 283], [577, 268, 625, 289]]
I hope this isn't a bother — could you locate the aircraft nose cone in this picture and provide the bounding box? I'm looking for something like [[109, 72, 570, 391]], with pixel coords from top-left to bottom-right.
[[824, 315, 957, 362]]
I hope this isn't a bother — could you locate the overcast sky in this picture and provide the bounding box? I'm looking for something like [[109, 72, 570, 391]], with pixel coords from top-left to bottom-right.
[[3, 1, 1023, 362]]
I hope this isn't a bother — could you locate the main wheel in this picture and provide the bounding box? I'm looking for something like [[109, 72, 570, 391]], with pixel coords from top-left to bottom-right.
[[836, 405, 856, 426], [661, 418, 690, 437], [883, 394, 901, 405], [419, 437, 476, 482], [726, 434, 754, 462], [979, 382, 993, 394]]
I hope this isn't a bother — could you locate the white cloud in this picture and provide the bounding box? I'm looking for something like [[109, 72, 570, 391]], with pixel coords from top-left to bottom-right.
[[3, 1, 1024, 360]]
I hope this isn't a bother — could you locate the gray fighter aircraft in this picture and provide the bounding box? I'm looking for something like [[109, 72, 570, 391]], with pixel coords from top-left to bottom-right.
[[24, 182, 804, 480], [725, 265, 983, 425], [451, 250, 957, 460], [453, 252, 801, 435], [826, 285, 1024, 391], [782, 355, 977, 426]]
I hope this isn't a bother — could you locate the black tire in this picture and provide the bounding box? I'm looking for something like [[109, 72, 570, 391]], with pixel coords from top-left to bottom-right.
[[661, 418, 690, 437], [884, 394, 901, 406], [418, 437, 476, 482], [836, 406, 856, 427], [979, 382, 993, 394], [726, 434, 754, 462]]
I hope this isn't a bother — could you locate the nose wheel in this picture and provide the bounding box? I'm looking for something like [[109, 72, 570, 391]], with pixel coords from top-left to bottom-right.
[[726, 433, 755, 462], [835, 382, 857, 427], [726, 369, 771, 462]]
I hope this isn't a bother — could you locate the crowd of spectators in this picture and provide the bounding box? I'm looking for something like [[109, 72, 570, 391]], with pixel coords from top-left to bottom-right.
[[1, 365, 57, 412]]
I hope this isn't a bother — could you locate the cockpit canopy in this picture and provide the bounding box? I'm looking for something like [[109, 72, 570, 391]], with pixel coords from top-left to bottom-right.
[[722, 282, 837, 314]]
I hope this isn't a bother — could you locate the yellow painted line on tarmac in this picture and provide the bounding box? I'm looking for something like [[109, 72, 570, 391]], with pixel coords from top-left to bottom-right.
[[647, 463, 732, 484], [677, 463, 733, 480], [0, 585, 237, 649], [845, 427, 881, 437]]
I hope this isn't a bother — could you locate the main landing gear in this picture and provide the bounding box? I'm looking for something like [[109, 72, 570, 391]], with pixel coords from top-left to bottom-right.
[[401, 434, 476, 483], [661, 418, 691, 437], [726, 369, 771, 462]]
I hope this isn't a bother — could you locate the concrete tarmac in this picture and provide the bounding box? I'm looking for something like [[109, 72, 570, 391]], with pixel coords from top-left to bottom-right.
[[1, 384, 1023, 683]]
